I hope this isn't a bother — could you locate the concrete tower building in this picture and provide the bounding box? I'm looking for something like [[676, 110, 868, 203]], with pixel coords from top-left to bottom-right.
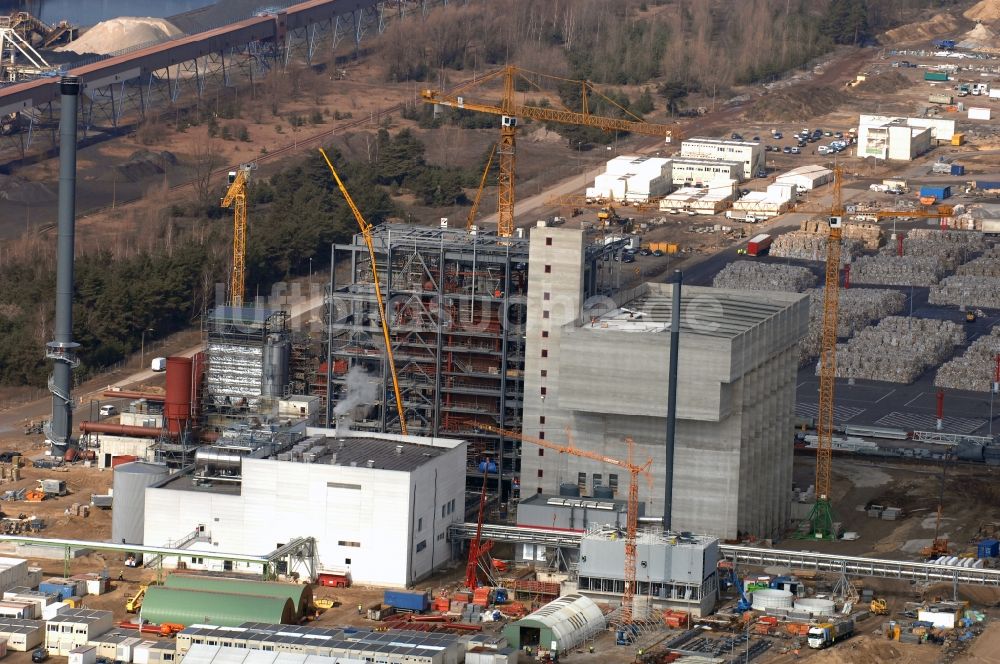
[[521, 224, 808, 540]]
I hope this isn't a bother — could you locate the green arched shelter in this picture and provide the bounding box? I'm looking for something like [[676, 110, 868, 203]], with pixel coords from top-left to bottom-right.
[[141, 586, 295, 627], [164, 574, 312, 617]]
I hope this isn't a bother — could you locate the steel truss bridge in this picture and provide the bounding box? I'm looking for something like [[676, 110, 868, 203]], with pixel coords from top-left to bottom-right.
[[0, 0, 467, 153], [449, 523, 1000, 588]]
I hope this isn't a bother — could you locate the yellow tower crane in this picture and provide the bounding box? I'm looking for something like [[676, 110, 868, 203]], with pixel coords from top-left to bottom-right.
[[472, 422, 651, 625], [319, 149, 408, 435], [422, 66, 678, 237], [220, 163, 255, 307]]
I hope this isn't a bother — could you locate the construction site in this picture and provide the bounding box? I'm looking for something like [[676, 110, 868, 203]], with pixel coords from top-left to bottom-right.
[[3, 0, 1000, 663]]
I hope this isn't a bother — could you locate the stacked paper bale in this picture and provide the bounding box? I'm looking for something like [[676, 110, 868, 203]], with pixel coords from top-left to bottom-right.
[[956, 246, 1000, 277], [772, 232, 864, 263], [798, 219, 883, 250], [821, 316, 965, 383], [712, 261, 817, 292], [929, 276, 1000, 308], [798, 288, 907, 364], [852, 230, 986, 287], [935, 328, 1000, 392]]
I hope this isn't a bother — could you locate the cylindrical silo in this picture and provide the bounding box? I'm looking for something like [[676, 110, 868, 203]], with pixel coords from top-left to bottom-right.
[[165, 357, 193, 435], [751, 589, 793, 611], [793, 597, 835, 617], [112, 462, 170, 546], [261, 335, 289, 398]]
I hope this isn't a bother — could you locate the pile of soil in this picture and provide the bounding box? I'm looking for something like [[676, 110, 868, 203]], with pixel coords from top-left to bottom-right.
[[966, 0, 1000, 22], [744, 85, 841, 122], [57, 17, 182, 55], [805, 636, 923, 663], [853, 70, 911, 94], [115, 150, 178, 182], [883, 12, 960, 44], [959, 22, 1000, 49], [0, 174, 55, 205]]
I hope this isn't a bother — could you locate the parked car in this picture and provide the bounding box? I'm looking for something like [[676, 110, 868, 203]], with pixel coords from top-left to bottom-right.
[[790, 147, 801, 154], [824, 130, 833, 136], [773, 131, 783, 139], [731, 132, 743, 140], [32, 649, 48, 664], [622, 254, 635, 264], [756, 169, 767, 178], [752, 136, 760, 142], [818, 146, 830, 155], [99, 404, 118, 417], [782, 146, 792, 154], [638, 248, 651, 256], [652, 249, 665, 257]]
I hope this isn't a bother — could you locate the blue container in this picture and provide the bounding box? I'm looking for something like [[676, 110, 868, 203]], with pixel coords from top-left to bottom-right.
[[478, 460, 498, 474], [951, 164, 965, 176], [38, 582, 75, 600], [977, 538, 999, 559], [920, 185, 952, 199], [383, 590, 429, 612]]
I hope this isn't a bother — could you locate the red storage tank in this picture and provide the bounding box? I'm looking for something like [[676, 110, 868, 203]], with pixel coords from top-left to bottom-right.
[[165, 357, 193, 435], [111, 455, 139, 468]]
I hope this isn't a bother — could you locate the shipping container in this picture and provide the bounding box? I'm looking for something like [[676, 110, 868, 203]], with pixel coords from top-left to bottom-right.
[[973, 181, 1000, 193], [925, 72, 950, 82], [383, 590, 429, 613], [929, 94, 954, 105], [978, 538, 999, 559], [969, 107, 992, 121], [37, 582, 75, 601], [919, 185, 952, 199], [951, 164, 965, 176], [952, 133, 965, 146], [316, 573, 350, 588], [746, 234, 772, 257]]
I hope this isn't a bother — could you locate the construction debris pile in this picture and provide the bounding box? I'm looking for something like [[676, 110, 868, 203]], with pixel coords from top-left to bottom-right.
[[824, 316, 965, 383], [852, 230, 987, 287], [929, 276, 1000, 309], [799, 288, 907, 364], [712, 261, 817, 293], [935, 328, 1000, 392], [771, 232, 864, 264]]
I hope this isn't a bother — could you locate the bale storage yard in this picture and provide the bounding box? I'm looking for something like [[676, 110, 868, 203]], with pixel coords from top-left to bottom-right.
[[956, 247, 1000, 277], [712, 261, 817, 292], [797, 219, 883, 250], [935, 329, 1000, 392], [929, 276, 1000, 309], [824, 316, 965, 383], [771, 232, 863, 264], [852, 230, 987, 287], [798, 288, 907, 364]]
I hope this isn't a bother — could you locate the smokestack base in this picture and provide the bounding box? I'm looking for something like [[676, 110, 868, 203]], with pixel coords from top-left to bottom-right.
[[60, 76, 81, 96]]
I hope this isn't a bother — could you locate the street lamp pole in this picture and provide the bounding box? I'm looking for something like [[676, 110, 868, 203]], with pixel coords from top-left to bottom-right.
[[140, 327, 154, 370], [309, 257, 313, 283]]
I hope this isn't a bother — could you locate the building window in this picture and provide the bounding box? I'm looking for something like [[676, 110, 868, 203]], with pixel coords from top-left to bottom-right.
[[592, 474, 603, 489], [543, 310, 550, 319], [540, 369, 547, 377], [450, 498, 456, 513], [546, 238, 553, 246], [338, 541, 361, 547], [538, 449, 544, 456], [418, 517, 423, 531], [578, 472, 587, 490], [545, 265, 551, 273], [442, 505, 446, 518], [542, 331, 549, 338], [345, 558, 352, 565], [541, 349, 548, 358], [609, 474, 619, 495], [537, 487, 543, 494], [416, 540, 427, 553], [540, 387, 547, 396], [438, 533, 445, 541], [539, 416, 546, 424], [543, 292, 550, 301], [537, 469, 544, 478], [539, 431, 545, 439]]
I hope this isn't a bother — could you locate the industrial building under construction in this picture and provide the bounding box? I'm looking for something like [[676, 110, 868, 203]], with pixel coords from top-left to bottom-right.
[[324, 224, 628, 496]]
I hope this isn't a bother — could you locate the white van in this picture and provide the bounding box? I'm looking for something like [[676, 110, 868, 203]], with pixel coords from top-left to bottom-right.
[[99, 404, 118, 417]]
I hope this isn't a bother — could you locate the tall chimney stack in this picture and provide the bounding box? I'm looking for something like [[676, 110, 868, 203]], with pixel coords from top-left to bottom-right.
[[46, 75, 81, 453]]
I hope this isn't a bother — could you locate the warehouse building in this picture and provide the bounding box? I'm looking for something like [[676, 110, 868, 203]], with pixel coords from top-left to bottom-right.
[[576, 528, 719, 616], [45, 609, 114, 655], [140, 587, 296, 628], [163, 575, 312, 618], [658, 182, 735, 214], [521, 225, 809, 540], [0, 618, 43, 651], [856, 118, 932, 161], [858, 114, 956, 143], [143, 430, 466, 587], [501, 594, 604, 653], [774, 165, 833, 192], [730, 183, 797, 218], [586, 156, 673, 202], [669, 158, 744, 186], [180, 644, 364, 664], [514, 494, 639, 566], [679, 138, 764, 179], [177, 624, 467, 664]]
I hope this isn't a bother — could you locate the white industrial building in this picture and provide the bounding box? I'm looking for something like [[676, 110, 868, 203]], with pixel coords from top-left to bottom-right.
[[181, 645, 364, 664], [142, 429, 467, 587], [858, 114, 956, 142], [857, 119, 931, 161], [659, 182, 735, 214], [45, 610, 114, 656], [669, 157, 744, 186], [0, 619, 43, 651], [730, 183, 797, 217], [679, 137, 764, 179], [774, 165, 833, 192], [586, 156, 673, 203], [521, 224, 808, 540]]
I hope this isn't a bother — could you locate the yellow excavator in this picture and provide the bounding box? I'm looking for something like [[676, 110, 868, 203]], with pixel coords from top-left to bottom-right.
[[870, 598, 889, 615], [125, 583, 150, 613]]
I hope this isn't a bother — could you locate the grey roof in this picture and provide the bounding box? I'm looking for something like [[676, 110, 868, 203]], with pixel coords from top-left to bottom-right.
[[301, 436, 446, 472], [115, 462, 170, 475], [47, 609, 113, 624], [180, 623, 463, 654]]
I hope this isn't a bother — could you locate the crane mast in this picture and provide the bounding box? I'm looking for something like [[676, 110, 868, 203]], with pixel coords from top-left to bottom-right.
[[221, 164, 253, 307], [319, 149, 408, 435]]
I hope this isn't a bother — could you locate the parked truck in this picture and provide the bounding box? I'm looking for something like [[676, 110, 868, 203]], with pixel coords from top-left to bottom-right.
[[807, 618, 855, 649], [383, 590, 430, 613], [746, 234, 772, 257]]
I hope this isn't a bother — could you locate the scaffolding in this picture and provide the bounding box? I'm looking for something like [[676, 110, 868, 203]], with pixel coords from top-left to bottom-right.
[[202, 306, 291, 430], [325, 224, 628, 498]]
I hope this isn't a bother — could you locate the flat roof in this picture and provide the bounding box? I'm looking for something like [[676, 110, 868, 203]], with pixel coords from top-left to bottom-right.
[[47, 609, 112, 624], [670, 157, 744, 168], [583, 526, 718, 548], [682, 137, 761, 149], [520, 493, 628, 510], [158, 472, 243, 495], [777, 165, 833, 179], [180, 623, 463, 652], [661, 186, 734, 203], [283, 436, 448, 472], [583, 284, 801, 339]]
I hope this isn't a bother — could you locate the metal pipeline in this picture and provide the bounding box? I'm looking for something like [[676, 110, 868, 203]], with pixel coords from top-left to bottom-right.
[[46, 76, 82, 453], [100, 390, 166, 402], [78, 422, 172, 438]]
